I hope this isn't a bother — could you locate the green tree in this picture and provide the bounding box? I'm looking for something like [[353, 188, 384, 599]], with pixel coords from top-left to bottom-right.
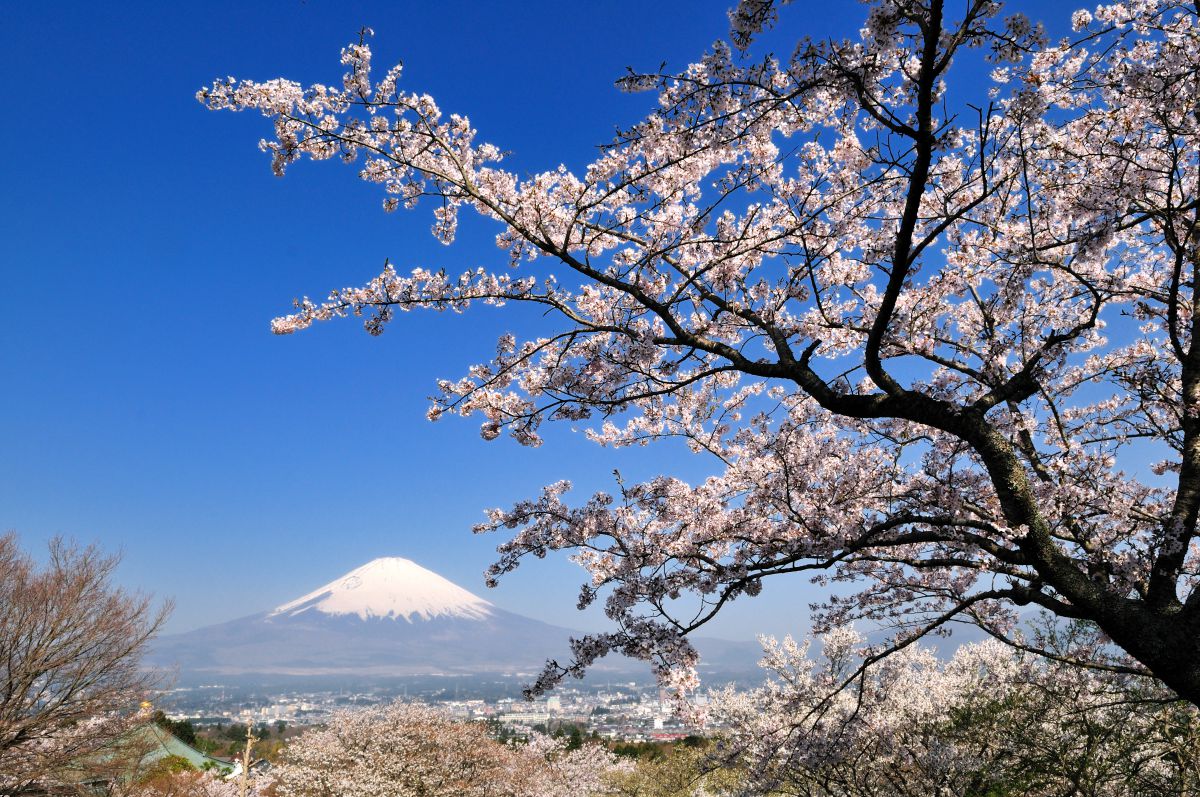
[[152, 710, 199, 747], [138, 754, 196, 780], [609, 742, 739, 797]]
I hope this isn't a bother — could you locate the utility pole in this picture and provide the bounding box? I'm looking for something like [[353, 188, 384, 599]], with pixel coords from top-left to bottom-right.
[[239, 724, 258, 797]]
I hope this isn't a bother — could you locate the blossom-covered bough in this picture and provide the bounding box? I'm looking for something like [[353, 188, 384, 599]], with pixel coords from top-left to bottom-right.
[[201, 0, 1200, 703]]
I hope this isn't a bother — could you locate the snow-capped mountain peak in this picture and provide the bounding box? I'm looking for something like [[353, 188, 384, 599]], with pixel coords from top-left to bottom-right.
[[268, 557, 494, 622]]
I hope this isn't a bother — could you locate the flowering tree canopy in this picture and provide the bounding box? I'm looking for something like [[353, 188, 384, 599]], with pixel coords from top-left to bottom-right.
[[713, 627, 1200, 796], [201, 0, 1200, 702], [127, 770, 249, 797], [268, 702, 624, 797]]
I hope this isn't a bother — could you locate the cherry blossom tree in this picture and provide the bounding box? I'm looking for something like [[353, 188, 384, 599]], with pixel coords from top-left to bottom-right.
[[0, 534, 170, 793], [108, 765, 249, 797], [711, 626, 1200, 796], [267, 701, 625, 797], [201, 0, 1200, 702], [124, 771, 247, 797]]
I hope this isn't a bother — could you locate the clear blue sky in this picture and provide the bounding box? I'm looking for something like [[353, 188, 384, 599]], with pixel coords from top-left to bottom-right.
[[2, 0, 1083, 638]]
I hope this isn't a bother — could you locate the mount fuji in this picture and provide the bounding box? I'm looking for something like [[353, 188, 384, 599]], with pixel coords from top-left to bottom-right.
[[148, 557, 757, 681], [270, 557, 496, 624]]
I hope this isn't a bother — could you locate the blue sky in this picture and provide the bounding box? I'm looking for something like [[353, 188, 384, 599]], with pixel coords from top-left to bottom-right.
[[2, 0, 1084, 638]]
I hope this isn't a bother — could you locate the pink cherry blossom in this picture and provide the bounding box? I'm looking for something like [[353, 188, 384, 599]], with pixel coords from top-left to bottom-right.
[[202, 0, 1200, 703]]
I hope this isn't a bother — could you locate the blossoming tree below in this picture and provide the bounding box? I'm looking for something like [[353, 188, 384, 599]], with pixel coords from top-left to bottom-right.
[[267, 701, 624, 797], [713, 626, 1200, 795]]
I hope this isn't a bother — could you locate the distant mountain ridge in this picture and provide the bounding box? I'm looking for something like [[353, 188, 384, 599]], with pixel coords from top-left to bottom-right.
[[148, 557, 759, 681]]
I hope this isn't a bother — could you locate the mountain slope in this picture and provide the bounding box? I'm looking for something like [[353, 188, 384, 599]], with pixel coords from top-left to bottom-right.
[[149, 557, 758, 679], [270, 557, 495, 622]]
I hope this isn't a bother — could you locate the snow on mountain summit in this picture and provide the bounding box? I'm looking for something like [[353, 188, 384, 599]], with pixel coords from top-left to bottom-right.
[[269, 557, 494, 622]]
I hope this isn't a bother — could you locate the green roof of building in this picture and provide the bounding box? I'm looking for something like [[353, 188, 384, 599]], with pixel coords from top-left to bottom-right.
[[134, 724, 232, 771]]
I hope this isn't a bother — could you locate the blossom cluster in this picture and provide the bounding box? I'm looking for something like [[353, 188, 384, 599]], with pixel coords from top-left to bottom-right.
[[711, 624, 1200, 795], [263, 701, 626, 797]]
